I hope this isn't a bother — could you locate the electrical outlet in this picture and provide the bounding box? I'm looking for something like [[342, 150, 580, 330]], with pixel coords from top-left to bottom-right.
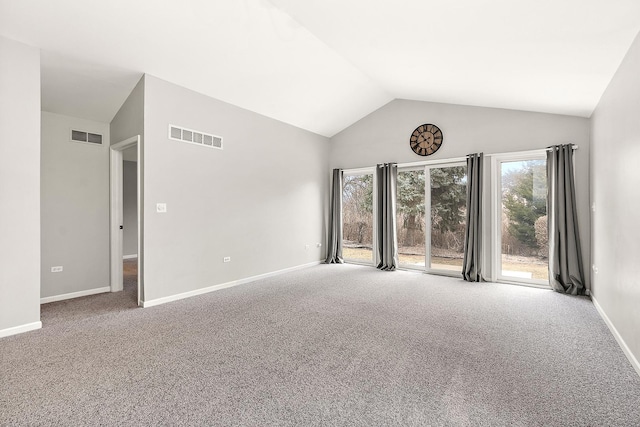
[[51, 266, 63, 273], [305, 244, 309, 250], [156, 203, 167, 213], [223, 256, 231, 263], [316, 243, 322, 247]]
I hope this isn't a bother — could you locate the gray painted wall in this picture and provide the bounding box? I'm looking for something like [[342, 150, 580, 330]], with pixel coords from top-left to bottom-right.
[[142, 75, 330, 302], [110, 75, 144, 145], [0, 37, 41, 333], [330, 99, 591, 281], [591, 31, 640, 365], [40, 112, 110, 298], [123, 159, 138, 257]]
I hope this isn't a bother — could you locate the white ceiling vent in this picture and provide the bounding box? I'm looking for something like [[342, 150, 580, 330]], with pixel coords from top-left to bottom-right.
[[70, 129, 103, 145], [168, 125, 223, 150]]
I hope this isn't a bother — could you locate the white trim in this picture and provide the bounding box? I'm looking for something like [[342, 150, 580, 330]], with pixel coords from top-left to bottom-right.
[[343, 166, 375, 176], [142, 261, 321, 308], [496, 279, 550, 290], [361, 147, 576, 177], [424, 161, 466, 275], [110, 136, 143, 306], [372, 169, 379, 265], [490, 151, 548, 286], [40, 287, 111, 304], [136, 139, 143, 305], [343, 259, 375, 267], [425, 269, 463, 279], [424, 165, 432, 270], [486, 148, 548, 159], [342, 169, 376, 265], [396, 167, 426, 270], [0, 321, 42, 338], [397, 156, 467, 169], [485, 145, 578, 158], [490, 154, 499, 282], [123, 254, 138, 260], [592, 297, 640, 378]]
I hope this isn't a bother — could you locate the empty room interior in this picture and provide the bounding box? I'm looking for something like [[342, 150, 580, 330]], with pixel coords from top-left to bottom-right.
[[1, 0, 640, 425]]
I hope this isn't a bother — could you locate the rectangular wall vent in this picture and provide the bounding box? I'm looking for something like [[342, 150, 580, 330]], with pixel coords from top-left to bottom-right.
[[70, 129, 103, 145], [168, 125, 223, 150]]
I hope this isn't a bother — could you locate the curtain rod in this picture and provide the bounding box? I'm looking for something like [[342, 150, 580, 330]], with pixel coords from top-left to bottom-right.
[[546, 144, 579, 151], [396, 156, 467, 169], [485, 145, 578, 158], [345, 145, 579, 173]]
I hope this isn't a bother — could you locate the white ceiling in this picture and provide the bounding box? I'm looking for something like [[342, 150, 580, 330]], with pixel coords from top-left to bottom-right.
[[1, 0, 639, 137]]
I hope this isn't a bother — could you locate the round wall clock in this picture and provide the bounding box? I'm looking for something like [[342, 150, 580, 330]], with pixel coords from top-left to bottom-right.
[[410, 124, 443, 156]]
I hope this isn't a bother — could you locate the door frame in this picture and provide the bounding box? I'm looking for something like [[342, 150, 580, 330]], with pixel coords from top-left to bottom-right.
[[341, 167, 377, 266], [424, 161, 468, 277], [490, 150, 549, 287], [395, 166, 426, 271], [110, 136, 144, 305]]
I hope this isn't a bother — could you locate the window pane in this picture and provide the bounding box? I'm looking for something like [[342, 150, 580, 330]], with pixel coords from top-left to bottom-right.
[[397, 170, 426, 267], [430, 166, 467, 272], [500, 160, 548, 281], [342, 174, 373, 263]]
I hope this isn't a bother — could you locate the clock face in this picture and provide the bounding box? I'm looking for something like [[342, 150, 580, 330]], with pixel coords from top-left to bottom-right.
[[410, 124, 443, 156]]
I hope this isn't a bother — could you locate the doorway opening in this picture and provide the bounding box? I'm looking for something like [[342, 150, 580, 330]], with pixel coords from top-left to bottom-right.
[[110, 136, 143, 306]]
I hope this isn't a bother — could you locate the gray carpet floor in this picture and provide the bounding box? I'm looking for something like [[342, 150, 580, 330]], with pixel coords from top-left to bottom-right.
[[1, 264, 639, 426]]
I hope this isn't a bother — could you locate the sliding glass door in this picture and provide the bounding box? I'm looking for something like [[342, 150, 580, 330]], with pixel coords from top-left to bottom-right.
[[342, 172, 374, 264], [339, 153, 550, 287], [426, 164, 467, 274], [396, 163, 467, 275], [495, 155, 549, 285], [397, 169, 426, 268]]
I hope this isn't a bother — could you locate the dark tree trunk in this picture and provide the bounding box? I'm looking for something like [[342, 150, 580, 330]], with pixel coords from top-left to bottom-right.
[[404, 214, 420, 247]]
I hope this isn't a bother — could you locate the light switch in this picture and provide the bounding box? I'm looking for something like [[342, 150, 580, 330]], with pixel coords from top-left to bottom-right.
[[156, 203, 167, 213]]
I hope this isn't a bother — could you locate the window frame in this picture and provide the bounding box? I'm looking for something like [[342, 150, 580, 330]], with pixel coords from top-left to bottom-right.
[[396, 160, 468, 277], [490, 150, 550, 288], [341, 167, 376, 266], [424, 161, 468, 278], [396, 166, 427, 271]]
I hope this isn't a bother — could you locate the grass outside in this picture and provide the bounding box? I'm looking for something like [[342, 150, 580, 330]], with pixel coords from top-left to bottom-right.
[[343, 247, 548, 279], [501, 255, 548, 280], [343, 247, 458, 270], [343, 247, 374, 263]]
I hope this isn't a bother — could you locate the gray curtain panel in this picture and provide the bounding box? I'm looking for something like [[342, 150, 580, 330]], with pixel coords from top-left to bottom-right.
[[462, 153, 484, 282], [547, 145, 586, 295], [376, 163, 399, 271], [325, 169, 344, 264]]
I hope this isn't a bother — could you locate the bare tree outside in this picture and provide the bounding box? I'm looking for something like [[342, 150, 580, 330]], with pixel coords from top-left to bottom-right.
[[342, 174, 373, 262]]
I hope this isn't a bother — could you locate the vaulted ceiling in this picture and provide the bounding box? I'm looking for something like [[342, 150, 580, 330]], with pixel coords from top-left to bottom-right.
[[1, 0, 639, 137]]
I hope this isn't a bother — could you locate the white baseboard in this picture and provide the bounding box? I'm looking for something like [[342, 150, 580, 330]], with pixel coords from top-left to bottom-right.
[[592, 296, 640, 378], [0, 321, 42, 339], [40, 286, 111, 304], [143, 261, 321, 308], [123, 254, 138, 260]]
